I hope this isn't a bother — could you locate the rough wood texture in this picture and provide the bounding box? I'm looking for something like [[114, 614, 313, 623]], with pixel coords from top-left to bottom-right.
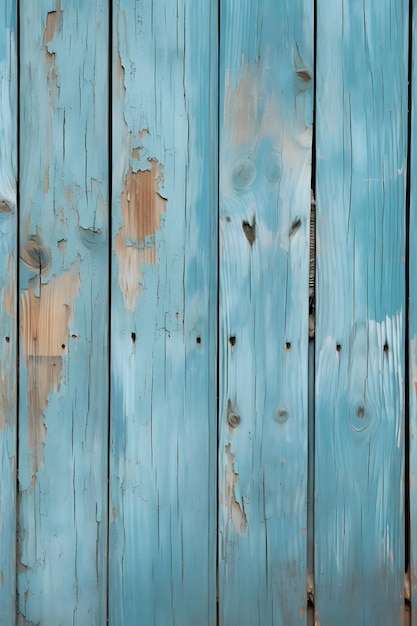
[[18, 1, 109, 623], [218, 1, 313, 624], [0, 2, 16, 623], [315, 1, 408, 623], [109, 1, 218, 623]]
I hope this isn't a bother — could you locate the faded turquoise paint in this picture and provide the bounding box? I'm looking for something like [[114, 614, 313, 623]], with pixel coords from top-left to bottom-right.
[[0, 1, 16, 624], [109, 1, 217, 624], [218, 1, 313, 624], [315, 1, 408, 624], [18, 1, 109, 623]]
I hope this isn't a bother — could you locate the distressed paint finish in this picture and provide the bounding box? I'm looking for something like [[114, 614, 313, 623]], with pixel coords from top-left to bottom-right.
[[109, 1, 217, 624], [0, 1, 16, 623], [218, 1, 313, 624], [18, 1, 109, 623], [315, 1, 408, 623]]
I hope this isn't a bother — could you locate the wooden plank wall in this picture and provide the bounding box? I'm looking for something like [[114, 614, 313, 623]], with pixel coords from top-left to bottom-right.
[[1, 1, 417, 624]]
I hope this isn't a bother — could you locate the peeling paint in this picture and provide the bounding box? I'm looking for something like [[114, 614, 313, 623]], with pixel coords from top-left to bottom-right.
[[225, 444, 247, 534], [20, 266, 80, 472], [115, 159, 167, 310]]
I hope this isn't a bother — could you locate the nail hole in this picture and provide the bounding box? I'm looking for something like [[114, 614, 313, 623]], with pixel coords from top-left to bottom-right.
[[229, 336, 236, 347], [131, 332, 136, 343], [383, 343, 388, 352], [285, 342, 291, 351], [336, 344, 341, 352], [71, 334, 78, 339], [196, 336, 201, 345], [61, 344, 66, 349], [5, 336, 10, 343], [226, 216, 231, 222]]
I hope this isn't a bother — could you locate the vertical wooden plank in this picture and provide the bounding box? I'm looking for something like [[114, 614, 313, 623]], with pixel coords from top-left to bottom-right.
[[410, 3, 417, 623], [0, 1, 16, 623], [109, 1, 217, 624], [218, 1, 313, 624], [315, 1, 408, 623], [18, 1, 109, 623]]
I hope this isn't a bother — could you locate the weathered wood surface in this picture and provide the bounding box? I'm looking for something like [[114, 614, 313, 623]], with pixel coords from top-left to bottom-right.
[[218, 1, 313, 623], [315, 1, 408, 623], [109, 1, 218, 623], [18, 1, 109, 623], [0, 1, 16, 623]]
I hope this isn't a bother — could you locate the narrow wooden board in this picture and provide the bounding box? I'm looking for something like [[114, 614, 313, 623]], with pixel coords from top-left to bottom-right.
[[218, 1, 313, 623], [109, 1, 218, 623], [18, 1, 109, 622], [0, 1, 17, 623], [315, 1, 408, 623]]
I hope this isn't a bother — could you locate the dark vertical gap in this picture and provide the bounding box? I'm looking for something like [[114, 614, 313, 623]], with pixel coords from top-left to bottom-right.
[[216, 1, 221, 625], [106, 0, 113, 623], [307, 1, 317, 625], [16, 0, 21, 619], [405, 0, 413, 620]]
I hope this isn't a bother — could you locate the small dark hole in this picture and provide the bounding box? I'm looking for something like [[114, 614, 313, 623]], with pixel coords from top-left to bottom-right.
[[286, 342, 291, 351], [71, 334, 78, 339], [196, 337, 201, 344], [226, 216, 231, 222], [336, 344, 341, 352], [383, 343, 388, 352], [131, 332, 136, 343], [5, 336, 10, 343], [229, 336, 236, 347], [61, 344, 66, 349]]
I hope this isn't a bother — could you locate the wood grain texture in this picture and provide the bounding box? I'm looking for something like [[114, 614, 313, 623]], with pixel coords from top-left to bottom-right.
[[109, 1, 218, 623], [410, 3, 417, 624], [218, 1, 313, 624], [0, 1, 16, 623], [315, 1, 408, 623], [18, 1, 109, 623]]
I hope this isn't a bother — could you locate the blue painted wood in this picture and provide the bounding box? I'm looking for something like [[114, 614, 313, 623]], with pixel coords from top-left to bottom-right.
[[109, 1, 218, 624], [218, 1, 313, 624], [315, 1, 408, 623], [0, 1, 16, 623], [18, 1, 109, 623]]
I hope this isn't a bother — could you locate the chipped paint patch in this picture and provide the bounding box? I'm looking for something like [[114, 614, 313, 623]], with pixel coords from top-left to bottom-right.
[[20, 266, 80, 472], [225, 444, 247, 534], [115, 159, 167, 310]]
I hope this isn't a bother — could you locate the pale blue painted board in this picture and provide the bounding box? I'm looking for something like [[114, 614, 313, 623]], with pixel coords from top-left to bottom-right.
[[0, 1, 16, 623], [109, 1, 217, 624], [410, 3, 417, 623], [18, 1, 109, 623], [218, 1, 313, 624], [315, 1, 408, 623]]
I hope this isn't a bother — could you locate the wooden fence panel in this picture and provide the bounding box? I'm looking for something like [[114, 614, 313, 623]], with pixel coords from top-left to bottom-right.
[[218, 1, 313, 624], [0, 1, 16, 623], [109, 1, 218, 623], [18, 1, 109, 623], [315, 1, 408, 623]]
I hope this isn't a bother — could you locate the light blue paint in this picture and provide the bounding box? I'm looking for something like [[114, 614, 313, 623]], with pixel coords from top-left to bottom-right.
[[0, 2, 16, 624], [109, 1, 217, 624], [315, 1, 408, 623], [218, 1, 313, 624], [18, 1, 109, 623]]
